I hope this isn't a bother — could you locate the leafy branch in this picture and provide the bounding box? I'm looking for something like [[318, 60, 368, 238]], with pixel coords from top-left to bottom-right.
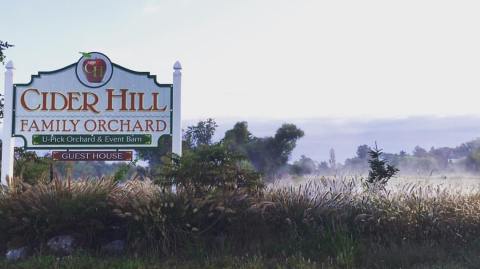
[[0, 40, 14, 65]]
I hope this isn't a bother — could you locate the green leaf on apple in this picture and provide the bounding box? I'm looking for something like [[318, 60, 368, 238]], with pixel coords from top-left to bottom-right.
[[79, 52, 92, 58]]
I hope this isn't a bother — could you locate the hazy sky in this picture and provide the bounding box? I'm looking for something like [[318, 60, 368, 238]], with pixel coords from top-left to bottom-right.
[[2, 0, 480, 120]]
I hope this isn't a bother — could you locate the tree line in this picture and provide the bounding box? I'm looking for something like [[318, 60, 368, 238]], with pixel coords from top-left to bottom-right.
[[291, 139, 480, 176]]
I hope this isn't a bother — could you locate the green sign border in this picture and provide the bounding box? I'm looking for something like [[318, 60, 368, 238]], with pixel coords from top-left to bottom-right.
[[33, 134, 152, 146], [11, 54, 173, 150]]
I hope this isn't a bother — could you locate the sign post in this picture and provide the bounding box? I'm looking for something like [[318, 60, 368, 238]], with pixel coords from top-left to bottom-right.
[[1, 53, 182, 186], [172, 61, 182, 157], [1, 61, 15, 186]]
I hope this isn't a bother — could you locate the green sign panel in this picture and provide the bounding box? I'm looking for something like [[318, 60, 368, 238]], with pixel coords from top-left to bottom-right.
[[32, 134, 152, 145]]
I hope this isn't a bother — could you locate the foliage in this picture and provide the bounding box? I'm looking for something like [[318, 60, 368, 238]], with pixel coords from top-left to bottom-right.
[[137, 119, 218, 178], [465, 148, 480, 172], [271, 123, 305, 165], [136, 120, 304, 180], [366, 144, 399, 184], [224, 122, 304, 178], [112, 180, 191, 255], [157, 144, 263, 196], [13, 148, 128, 183], [334, 138, 480, 176], [342, 145, 371, 175], [413, 146, 428, 158], [328, 148, 336, 170], [356, 144, 370, 159], [56, 161, 127, 179], [291, 155, 316, 176], [113, 164, 132, 182], [136, 135, 172, 178], [114, 180, 260, 256], [14, 148, 52, 185], [222, 121, 252, 156], [184, 118, 218, 149], [0, 40, 14, 65], [2, 176, 480, 267], [0, 178, 119, 249], [113, 159, 139, 182]]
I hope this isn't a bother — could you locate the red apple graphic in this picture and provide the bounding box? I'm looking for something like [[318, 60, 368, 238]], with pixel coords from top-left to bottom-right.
[[82, 58, 106, 83]]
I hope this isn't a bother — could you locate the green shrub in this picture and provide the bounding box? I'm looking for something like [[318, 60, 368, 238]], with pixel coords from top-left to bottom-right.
[[157, 144, 264, 196], [14, 148, 52, 185]]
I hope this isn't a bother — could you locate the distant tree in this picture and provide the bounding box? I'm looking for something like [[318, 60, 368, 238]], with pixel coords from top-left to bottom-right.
[[271, 124, 305, 166], [248, 126, 304, 177], [342, 144, 372, 173], [453, 139, 480, 158], [429, 147, 452, 169], [329, 148, 336, 170], [399, 150, 407, 157], [356, 145, 370, 159], [184, 118, 218, 149], [413, 146, 428, 158], [367, 143, 399, 185], [223, 122, 304, 178], [291, 155, 316, 176], [413, 157, 438, 175], [466, 148, 480, 172], [318, 161, 330, 173], [223, 121, 252, 155]]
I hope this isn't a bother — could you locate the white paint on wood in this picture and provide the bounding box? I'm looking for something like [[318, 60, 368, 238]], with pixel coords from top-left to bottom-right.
[[2, 61, 15, 185], [172, 61, 182, 157]]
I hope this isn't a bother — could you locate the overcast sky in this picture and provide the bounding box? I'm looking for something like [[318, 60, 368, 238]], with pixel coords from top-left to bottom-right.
[[2, 0, 480, 120]]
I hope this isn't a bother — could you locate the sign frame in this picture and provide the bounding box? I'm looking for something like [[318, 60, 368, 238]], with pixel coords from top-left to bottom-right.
[[11, 55, 174, 150], [1, 53, 183, 185]]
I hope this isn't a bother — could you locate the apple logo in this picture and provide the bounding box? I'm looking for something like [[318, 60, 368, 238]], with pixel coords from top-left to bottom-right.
[[76, 52, 113, 88], [83, 57, 107, 83]]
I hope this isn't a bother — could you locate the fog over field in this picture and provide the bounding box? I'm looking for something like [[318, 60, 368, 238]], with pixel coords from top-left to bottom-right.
[[3, 115, 479, 165], [203, 115, 480, 163]]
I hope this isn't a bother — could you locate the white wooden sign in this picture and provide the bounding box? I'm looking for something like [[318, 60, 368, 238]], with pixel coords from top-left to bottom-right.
[[1, 52, 182, 185]]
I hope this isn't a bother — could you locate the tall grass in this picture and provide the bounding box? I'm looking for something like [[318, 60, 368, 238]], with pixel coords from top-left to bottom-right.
[[0, 178, 119, 250], [2, 176, 480, 267]]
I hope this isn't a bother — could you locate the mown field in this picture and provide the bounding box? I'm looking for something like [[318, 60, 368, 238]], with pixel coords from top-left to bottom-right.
[[2, 176, 480, 268]]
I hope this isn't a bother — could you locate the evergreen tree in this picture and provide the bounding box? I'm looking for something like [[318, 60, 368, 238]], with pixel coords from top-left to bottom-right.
[[367, 143, 399, 184]]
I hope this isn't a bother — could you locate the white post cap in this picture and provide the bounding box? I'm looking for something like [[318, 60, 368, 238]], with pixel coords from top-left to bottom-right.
[[173, 61, 182, 70]]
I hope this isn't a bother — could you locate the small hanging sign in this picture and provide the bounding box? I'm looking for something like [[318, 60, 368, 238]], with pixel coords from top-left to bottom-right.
[[52, 151, 133, 161]]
